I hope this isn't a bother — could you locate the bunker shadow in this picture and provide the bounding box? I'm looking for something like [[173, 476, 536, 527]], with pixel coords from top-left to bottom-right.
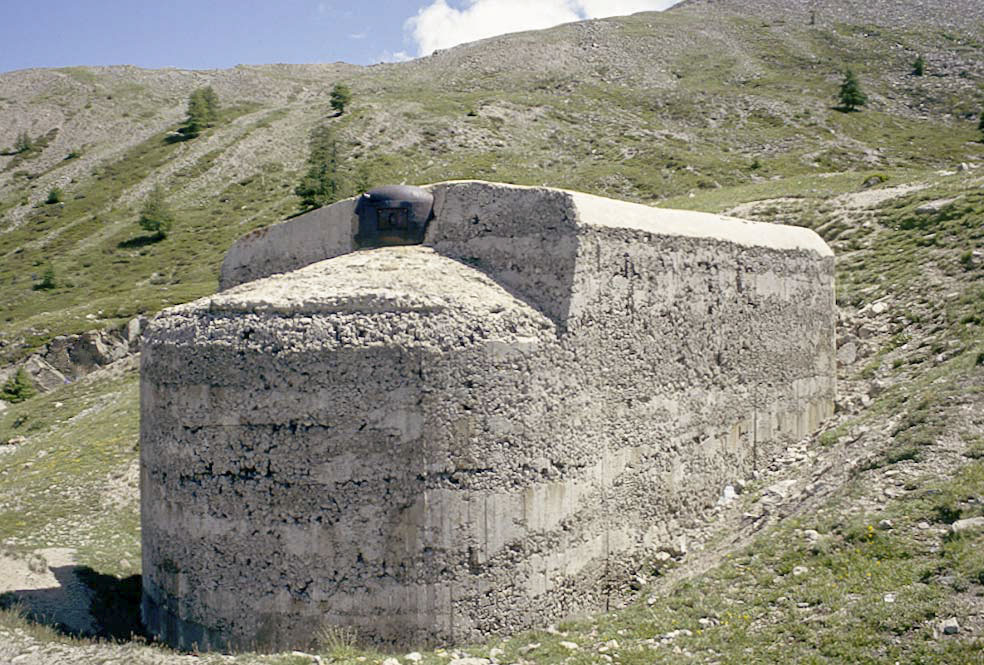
[[0, 565, 147, 643], [117, 234, 165, 249]]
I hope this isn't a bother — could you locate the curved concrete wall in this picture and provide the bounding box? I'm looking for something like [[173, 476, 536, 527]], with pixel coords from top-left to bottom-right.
[[143, 182, 835, 651], [219, 198, 359, 290]]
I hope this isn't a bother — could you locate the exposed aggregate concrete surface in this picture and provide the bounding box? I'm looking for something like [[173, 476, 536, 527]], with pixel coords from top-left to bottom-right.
[[141, 181, 835, 651]]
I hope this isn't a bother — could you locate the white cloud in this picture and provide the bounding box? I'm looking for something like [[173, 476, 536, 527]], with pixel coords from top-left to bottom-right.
[[575, 0, 676, 17], [377, 50, 414, 63], [407, 1, 578, 56], [405, 0, 678, 56]]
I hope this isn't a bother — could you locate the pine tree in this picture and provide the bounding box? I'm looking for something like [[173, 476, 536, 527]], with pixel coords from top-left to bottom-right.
[[979, 110, 984, 141], [182, 90, 206, 137], [838, 69, 867, 112], [139, 186, 175, 238], [330, 83, 352, 115], [295, 126, 345, 209], [181, 87, 219, 138], [912, 55, 925, 76], [201, 86, 220, 125]]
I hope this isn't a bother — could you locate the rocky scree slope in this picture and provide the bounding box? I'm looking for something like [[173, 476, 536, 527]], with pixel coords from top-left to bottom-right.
[[676, 0, 984, 31]]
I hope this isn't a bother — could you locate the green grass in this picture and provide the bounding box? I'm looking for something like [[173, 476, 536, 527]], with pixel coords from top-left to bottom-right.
[[0, 120, 297, 364], [0, 368, 139, 575]]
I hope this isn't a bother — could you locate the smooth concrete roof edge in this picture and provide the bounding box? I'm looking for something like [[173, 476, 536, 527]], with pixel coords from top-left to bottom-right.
[[569, 190, 832, 257], [430, 180, 833, 258]]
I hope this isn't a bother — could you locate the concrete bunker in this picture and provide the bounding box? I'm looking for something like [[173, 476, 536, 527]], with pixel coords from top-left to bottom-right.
[[141, 181, 836, 652]]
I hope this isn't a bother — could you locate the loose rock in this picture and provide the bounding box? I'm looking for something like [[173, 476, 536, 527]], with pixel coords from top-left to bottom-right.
[[949, 517, 984, 535]]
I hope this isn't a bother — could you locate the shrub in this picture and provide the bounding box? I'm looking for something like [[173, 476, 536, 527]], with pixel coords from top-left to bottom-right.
[[862, 173, 888, 188], [1, 369, 37, 403], [46, 187, 62, 204], [36, 266, 57, 290], [13, 131, 33, 154]]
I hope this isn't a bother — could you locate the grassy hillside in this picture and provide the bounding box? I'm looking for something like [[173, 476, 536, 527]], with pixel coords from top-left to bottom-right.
[[0, 0, 982, 662]]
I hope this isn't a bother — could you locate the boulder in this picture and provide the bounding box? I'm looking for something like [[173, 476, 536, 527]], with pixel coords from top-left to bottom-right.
[[949, 517, 984, 535], [44, 330, 129, 380], [915, 199, 953, 215], [43, 336, 78, 378], [78, 330, 129, 366], [0, 366, 14, 389], [837, 341, 858, 366], [124, 316, 149, 350], [22, 355, 68, 392]]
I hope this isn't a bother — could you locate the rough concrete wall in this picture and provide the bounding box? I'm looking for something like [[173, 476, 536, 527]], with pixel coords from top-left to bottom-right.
[[564, 216, 835, 570], [425, 182, 581, 324], [142, 182, 835, 651], [219, 198, 358, 290]]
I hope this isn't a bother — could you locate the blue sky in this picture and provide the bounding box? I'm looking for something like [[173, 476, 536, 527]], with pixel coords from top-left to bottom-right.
[[0, 0, 680, 73]]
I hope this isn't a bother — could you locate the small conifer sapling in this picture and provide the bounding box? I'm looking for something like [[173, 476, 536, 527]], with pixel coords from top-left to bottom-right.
[[34, 266, 58, 291], [330, 83, 352, 115], [838, 69, 868, 112], [139, 186, 175, 239], [912, 55, 925, 76], [1, 368, 37, 403]]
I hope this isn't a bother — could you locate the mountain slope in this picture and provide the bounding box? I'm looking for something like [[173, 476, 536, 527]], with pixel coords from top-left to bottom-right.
[[675, 0, 984, 30], [1, 3, 981, 362]]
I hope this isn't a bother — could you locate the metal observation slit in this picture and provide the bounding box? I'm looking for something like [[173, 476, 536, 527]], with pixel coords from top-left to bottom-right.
[[355, 185, 434, 248]]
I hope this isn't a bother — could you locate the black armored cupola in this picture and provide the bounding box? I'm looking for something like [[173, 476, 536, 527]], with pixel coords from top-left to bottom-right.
[[355, 185, 434, 248]]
